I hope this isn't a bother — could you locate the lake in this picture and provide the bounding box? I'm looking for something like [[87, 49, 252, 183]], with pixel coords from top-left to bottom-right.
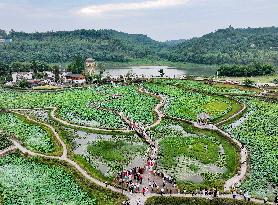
[[104, 65, 217, 78]]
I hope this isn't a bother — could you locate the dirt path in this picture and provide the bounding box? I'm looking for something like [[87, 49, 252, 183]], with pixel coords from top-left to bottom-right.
[[0, 146, 17, 157], [137, 87, 166, 130], [10, 138, 130, 197]]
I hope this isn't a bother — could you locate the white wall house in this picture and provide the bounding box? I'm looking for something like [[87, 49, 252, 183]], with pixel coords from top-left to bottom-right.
[[43, 71, 55, 79], [12, 72, 33, 83]]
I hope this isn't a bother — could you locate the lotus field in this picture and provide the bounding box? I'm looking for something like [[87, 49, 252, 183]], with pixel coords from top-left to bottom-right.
[[149, 79, 258, 95], [223, 99, 278, 199], [0, 78, 277, 203], [152, 119, 238, 191], [0, 154, 98, 205], [143, 82, 233, 121], [0, 113, 54, 153]]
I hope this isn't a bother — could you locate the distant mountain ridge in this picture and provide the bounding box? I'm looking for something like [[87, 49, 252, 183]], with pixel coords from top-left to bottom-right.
[[1, 27, 278, 66]]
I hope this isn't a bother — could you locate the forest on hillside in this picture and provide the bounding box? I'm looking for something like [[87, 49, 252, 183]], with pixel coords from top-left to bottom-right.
[[163, 26, 278, 65], [1, 27, 278, 66]]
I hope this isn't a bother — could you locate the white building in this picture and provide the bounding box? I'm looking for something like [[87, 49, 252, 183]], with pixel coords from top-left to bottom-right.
[[43, 71, 55, 79], [12, 72, 33, 83]]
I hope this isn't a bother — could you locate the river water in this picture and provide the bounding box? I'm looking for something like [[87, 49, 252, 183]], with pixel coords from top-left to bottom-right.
[[105, 65, 217, 78]]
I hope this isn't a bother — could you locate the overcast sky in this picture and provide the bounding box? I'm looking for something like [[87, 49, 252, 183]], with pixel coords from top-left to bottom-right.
[[0, 0, 277, 41]]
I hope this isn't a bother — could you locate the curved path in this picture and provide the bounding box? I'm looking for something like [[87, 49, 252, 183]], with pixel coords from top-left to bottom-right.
[[137, 87, 166, 130], [0, 146, 17, 157], [192, 123, 248, 192]]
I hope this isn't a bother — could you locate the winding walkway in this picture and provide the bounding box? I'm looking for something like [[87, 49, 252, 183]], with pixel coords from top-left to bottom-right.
[[0, 146, 17, 157]]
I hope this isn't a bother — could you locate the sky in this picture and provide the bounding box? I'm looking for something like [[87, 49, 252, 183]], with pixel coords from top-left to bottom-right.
[[0, 0, 278, 41]]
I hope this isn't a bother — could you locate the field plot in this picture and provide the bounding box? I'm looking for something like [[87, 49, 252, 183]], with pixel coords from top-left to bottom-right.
[[73, 131, 148, 178], [143, 82, 235, 121], [0, 154, 104, 205], [152, 119, 239, 191], [0, 78, 277, 204], [223, 98, 278, 199], [148, 79, 259, 95], [0, 84, 158, 129], [0, 112, 54, 153]]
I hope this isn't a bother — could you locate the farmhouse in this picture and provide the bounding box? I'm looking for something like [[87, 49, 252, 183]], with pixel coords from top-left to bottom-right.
[[65, 73, 86, 84], [12, 72, 33, 83], [43, 71, 55, 80]]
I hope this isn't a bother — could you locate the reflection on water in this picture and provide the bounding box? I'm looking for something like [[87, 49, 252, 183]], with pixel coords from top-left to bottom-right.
[[105, 66, 217, 78], [73, 131, 113, 155]]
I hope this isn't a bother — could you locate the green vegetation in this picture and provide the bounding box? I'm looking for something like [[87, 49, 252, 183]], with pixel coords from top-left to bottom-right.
[[0, 84, 159, 129], [218, 64, 275, 77], [223, 99, 278, 199], [145, 196, 260, 205], [148, 79, 258, 95], [0, 112, 54, 153], [87, 137, 147, 176], [0, 153, 126, 205], [143, 82, 233, 121], [68, 56, 85, 74], [0, 154, 96, 205], [2, 27, 278, 68], [0, 29, 163, 64], [152, 119, 239, 191], [165, 26, 278, 65], [0, 133, 12, 150]]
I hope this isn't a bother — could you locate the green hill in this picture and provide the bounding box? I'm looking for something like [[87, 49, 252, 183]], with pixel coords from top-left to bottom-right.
[[1, 27, 278, 66], [0, 29, 164, 64], [163, 26, 278, 65]]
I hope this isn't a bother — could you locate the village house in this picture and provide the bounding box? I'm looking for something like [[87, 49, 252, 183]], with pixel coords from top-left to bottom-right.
[[43, 71, 55, 80], [12, 72, 33, 83], [65, 73, 86, 84]]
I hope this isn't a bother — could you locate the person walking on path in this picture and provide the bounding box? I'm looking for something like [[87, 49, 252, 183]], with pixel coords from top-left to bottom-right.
[[232, 191, 237, 199]]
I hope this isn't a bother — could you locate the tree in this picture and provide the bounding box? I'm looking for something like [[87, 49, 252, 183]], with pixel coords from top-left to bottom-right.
[[18, 80, 30, 88], [52, 65, 60, 82], [159, 69, 165, 77], [98, 63, 106, 81], [68, 56, 85, 74], [243, 79, 255, 87]]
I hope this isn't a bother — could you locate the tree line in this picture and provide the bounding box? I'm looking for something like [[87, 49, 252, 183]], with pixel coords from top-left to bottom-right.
[[217, 63, 275, 77], [1, 27, 278, 67]]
